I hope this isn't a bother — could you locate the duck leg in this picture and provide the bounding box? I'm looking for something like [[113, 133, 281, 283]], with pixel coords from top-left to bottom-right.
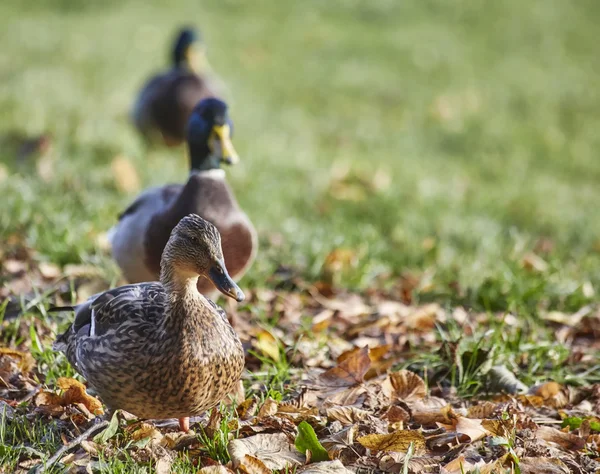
[[179, 417, 190, 432]]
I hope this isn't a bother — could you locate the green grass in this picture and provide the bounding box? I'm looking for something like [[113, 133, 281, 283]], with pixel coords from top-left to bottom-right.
[[1, 0, 599, 313], [1, 0, 599, 471]]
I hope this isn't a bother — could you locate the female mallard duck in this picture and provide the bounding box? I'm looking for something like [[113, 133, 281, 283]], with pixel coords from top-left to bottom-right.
[[132, 27, 221, 146], [53, 215, 245, 432], [111, 98, 257, 296]]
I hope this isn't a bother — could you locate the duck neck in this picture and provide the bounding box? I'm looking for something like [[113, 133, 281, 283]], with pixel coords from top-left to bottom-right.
[[160, 261, 203, 325], [188, 143, 221, 172]]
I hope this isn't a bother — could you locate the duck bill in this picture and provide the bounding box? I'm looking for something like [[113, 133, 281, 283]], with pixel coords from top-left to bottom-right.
[[211, 124, 239, 165], [208, 262, 245, 302]]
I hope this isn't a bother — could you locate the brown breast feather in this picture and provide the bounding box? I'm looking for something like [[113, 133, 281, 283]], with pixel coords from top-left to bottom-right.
[[145, 174, 256, 291]]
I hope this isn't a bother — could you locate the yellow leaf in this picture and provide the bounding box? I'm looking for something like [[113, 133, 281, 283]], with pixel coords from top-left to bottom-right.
[[57, 377, 104, 415], [357, 430, 426, 453]]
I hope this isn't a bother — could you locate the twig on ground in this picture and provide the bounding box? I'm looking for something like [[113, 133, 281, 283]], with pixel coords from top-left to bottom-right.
[[34, 420, 109, 473]]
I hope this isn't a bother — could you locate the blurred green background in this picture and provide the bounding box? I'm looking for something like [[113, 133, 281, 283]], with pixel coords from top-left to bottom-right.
[[1, 0, 599, 313]]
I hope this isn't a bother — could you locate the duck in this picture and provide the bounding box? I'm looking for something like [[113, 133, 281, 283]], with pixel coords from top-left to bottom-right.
[[53, 214, 245, 432], [132, 26, 221, 147], [110, 98, 257, 296]]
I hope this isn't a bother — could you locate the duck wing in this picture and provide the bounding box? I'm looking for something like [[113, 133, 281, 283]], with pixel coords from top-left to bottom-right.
[[52, 282, 167, 367], [117, 184, 182, 220]]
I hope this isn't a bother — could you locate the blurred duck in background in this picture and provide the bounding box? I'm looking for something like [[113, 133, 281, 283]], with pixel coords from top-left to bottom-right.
[[132, 26, 222, 147], [111, 98, 256, 296]]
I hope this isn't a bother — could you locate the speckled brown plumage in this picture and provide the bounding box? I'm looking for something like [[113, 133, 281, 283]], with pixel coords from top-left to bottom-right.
[[53, 215, 245, 422]]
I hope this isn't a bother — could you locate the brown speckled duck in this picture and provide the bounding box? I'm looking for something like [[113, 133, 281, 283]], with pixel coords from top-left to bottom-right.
[[110, 98, 257, 296], [132, 27, 221, 146], [53, 215, 245, 432]]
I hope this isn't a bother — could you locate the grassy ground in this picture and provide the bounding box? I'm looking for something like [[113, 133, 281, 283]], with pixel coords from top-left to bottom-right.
[[1, 0, 600, 472]]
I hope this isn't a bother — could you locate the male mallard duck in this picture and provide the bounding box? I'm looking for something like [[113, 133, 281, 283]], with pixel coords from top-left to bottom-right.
[[111, 98, 257, 296], [132, 27, 220, 146], [53, 215, 245, 432]]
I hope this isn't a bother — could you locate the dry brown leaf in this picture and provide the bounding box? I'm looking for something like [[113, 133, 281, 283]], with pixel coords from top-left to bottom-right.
[[357, 430, 426, 454], [57, 378, 104, 415], [0, 348, 36, 374], [319, 346, 370, 388], [155, 457, 172, 474], [131, 423, 163, 444], [481, 419, 515, 438], [382, 405, 411, 429], [321, 425, 358, 460], [257, 398, 278, 418], [383, 370, 427, 402], [518, 457, 570, 474], [228, 433, 305, 471], [326, 406, 370, 425], [535, 426, 585, 451], [453, 417, 491, 442], [297, 460, 354, 473], [237, 397, 258, 420], [198, 467, 235, 474], [111, 155, 140, 194], [426, 432, 470, 454], [441, 454, 487, 474], [529, 381, 568, 408], [466, 402, 497, 419], [412, 401, 457, 426]]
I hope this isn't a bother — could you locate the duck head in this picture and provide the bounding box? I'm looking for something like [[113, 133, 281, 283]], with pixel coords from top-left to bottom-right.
[[172, 27, 207, 73], [161, 214, 244, 301], [187, 98, 239, 171]]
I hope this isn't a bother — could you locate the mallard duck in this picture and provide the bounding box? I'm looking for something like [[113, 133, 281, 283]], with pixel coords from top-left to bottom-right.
[[132, 27, 220, 146], [111, 98, 257, 296], [53, 215, 245, 432]]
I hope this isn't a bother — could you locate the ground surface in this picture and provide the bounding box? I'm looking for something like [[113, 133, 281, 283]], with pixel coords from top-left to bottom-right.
[[1, 0, 600, 472]]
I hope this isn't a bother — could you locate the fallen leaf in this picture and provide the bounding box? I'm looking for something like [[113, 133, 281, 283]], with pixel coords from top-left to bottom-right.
[[257, 398, 278, 418], [57, 378, 104, 415], [321, 425, 358, 460], [155, 457, 172, 474], [111, 155, 140, 194], [383, 370, 427, 402], [326, 406, 370, 425], [237, 397, 258, 420], [357, 430, 426, 454], [236, 455, 271, 474], [535, 426, 585, 451], [254, 330, 281, 362], [297, 460, 354, 473], [319, 346, 370, 388], [412, 400, 457, 426], [295, 421, 330, 462], [228, 433, 305, 471], [94, 411, 120, 443], [518, 457, 570, 474], [441, 454, 487, 474], [453, 417, 491, 442], [522, 252, 549, 273], [0, 348, 36, 374], [529, 381, 568, 408], [198, 467, 235, 474]]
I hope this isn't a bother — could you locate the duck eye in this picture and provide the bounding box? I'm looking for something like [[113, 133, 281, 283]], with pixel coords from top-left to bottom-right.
[[190, 236, 200, 244]]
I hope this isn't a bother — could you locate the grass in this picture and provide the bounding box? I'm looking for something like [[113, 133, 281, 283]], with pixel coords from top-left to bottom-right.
[[1, 0, 599, 471]]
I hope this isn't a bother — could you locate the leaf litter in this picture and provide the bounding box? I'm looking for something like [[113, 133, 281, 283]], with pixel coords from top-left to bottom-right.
[[1, 261, 600, 472]]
